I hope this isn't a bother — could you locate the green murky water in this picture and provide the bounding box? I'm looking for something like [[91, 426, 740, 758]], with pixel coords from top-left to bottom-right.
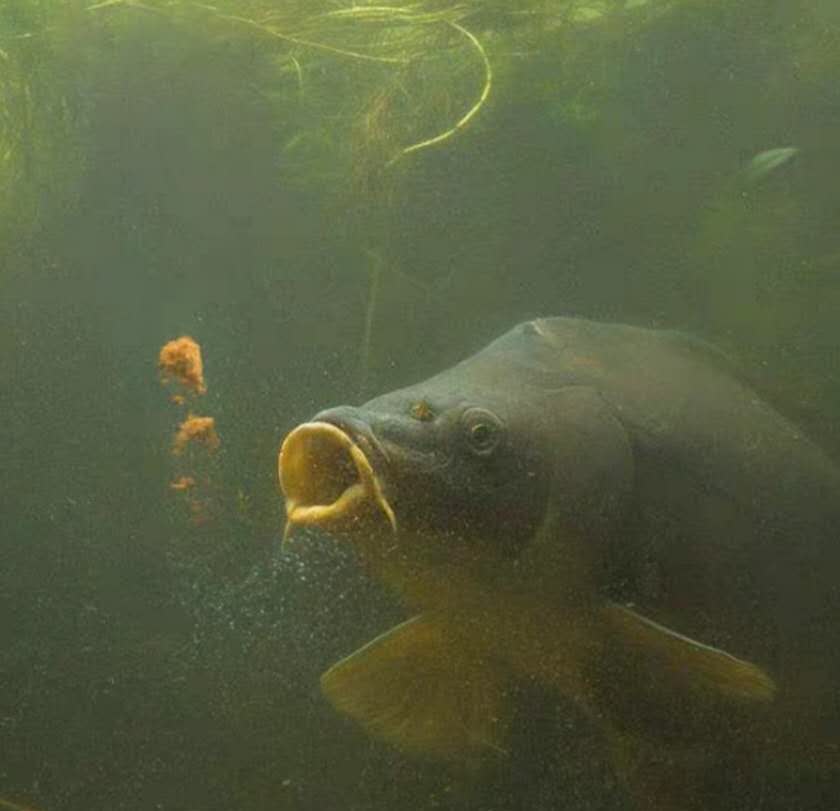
[[2, 2, 840, 808]]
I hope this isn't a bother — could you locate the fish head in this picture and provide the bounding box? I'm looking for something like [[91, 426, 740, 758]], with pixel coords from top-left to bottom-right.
[[279, 320, 635, 598], [279, 384, 553, 569]]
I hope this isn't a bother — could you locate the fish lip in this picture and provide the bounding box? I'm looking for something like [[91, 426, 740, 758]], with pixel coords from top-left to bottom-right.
[[278, 420, 397, 543], [317, 413, 392, 474]]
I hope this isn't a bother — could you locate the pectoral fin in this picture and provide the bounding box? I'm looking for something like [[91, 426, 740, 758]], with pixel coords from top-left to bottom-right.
[[602, 603, 777, 703], [321, 614, 510, 759]]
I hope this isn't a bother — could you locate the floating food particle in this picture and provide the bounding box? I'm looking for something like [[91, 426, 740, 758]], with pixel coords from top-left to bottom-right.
[[159, 336, 207, 395], [170, 475, 196, 492], [173, 415, 220, 455], [188, 497, 212, 526]]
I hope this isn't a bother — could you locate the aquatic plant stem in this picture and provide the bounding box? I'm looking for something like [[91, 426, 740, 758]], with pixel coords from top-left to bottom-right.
[[288, 55, 304, 98], [190, 5, 409, 65], [359, 249, 382, 400], [389, 20, 492, 165], [322, 6, 468, 26]]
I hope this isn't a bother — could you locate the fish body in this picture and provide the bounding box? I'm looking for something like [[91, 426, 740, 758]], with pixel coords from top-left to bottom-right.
[[743, 146, 799, 184], [279, 317, 840, 808]]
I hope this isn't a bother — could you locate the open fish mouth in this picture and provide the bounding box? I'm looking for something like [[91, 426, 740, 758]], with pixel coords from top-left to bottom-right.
[[278, 421, 397, 541]]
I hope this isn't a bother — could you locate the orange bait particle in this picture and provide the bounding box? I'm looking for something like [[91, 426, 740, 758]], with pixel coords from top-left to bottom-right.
[[169, 475, 196, 492], [188, 499, 212, 526], [159, 336, 207, 395], [172, 415, 220, 456]]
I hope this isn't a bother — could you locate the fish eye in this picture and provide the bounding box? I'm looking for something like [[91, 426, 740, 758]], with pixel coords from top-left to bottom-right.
[[461, 408, 503, 456]]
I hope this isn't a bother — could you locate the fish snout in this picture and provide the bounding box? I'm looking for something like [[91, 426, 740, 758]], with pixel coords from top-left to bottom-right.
[[278, 408, 397, 542]]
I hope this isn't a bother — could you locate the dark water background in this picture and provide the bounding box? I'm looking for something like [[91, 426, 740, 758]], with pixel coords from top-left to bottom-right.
[[2, 1, 840, 808]]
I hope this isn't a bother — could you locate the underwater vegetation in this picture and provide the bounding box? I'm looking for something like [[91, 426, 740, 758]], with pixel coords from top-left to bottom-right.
[[3, 0, 840, 397], [1, 0, 728, 401], [0, 0, 690, 191], [11, 3, 840, 386]]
